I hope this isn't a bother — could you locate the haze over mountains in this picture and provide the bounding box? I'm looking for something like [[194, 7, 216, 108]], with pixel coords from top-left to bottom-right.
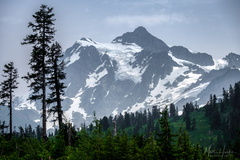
[[1, 26, 240, 130]]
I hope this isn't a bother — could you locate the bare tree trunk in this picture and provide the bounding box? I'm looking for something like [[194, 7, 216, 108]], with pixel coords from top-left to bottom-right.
[[9, 88, 12, 138], [42, 59, 47, 141], [54, 59, 63, 130]]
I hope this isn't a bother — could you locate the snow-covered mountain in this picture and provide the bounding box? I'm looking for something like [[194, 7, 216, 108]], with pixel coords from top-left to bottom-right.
[[1, 26, 240, 130]]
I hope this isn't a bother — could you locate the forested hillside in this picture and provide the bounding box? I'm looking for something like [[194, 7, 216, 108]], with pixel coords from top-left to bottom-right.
[[1, 82, 240, 159], [0, 108, 209, 159]]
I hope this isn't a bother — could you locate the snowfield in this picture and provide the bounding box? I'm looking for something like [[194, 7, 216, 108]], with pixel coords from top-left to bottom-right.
[[67, 38, 144, 83]]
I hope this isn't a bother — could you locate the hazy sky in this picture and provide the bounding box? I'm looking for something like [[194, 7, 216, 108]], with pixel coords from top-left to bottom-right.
[[0, 0, 240, 95]]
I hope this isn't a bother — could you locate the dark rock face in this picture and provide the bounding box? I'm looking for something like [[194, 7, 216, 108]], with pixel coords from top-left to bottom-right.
[[224, 52, 240, 68], [170, 46, 214, 66], [112, 26, 169, 52]]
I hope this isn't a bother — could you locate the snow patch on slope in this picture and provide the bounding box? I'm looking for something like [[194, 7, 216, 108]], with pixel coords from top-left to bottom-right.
[[65, 47, 81, 67], [65, 88, 88, 122], [169, 51, 228, 73], [128, 53, 205, 110], [86, 68, 108, 88], [75, 39, 143, 83], [129, 102, 146, 113], [182, 82, 210, 98], [14, 94, 39, 112], [112, 108, 118, 117], [202, 59, 228, 72]]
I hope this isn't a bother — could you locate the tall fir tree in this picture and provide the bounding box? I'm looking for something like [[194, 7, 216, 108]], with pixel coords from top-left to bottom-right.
[[152, 105, 160, 120], [234, 82, 240, 110], [229, 85, 234, 107], [46, 42, 66, 130], [169, 103, 176, 118], [124, 112, 131, 128], [222, 87, 229, 107], [147, 109, 154, 135], [100, 116, 109, 131], [191, 117, 196, 130], [22, 4, 56, 140], [155, 106, 177, 159], [177, 130, 193, 160], [0, 62, 19, 138], [210, 94, 221, 130], [186, 116, 191, 130]]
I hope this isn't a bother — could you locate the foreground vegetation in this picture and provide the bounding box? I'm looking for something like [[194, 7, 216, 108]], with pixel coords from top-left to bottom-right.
[[0, 108, 209, 160], [1, 94, 240, 159]]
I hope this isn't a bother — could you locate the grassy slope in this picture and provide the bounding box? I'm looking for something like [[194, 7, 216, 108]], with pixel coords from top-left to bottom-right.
[[96, 104, 229, 148], [130, 106, 219, 148], [170, 107, 219, 148]]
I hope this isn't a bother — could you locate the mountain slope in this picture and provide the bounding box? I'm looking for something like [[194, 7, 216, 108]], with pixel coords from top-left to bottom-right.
[[1, 26, 240, 130]]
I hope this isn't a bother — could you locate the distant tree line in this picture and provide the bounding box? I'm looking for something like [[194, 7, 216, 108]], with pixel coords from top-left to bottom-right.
[[0, 107, 210, 159], [182, 102, 198, 131], [95, 105, 176, 138], [203, 82, 240, 156]]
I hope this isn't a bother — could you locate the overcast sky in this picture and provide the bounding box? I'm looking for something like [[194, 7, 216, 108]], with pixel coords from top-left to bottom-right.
[[0, 0, 240, 96]]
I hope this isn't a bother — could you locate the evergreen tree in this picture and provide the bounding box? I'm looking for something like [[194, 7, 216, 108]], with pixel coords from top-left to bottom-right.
[[183, 103, 194, 121], [89, 123, 94, 133], [186, 116, 191, 130], [205, 94, 213, 118], [36, 125, 42, 140], [100, 116, 109, 131], [152, 105, 160, 120], [216, 132, 223, 149], [213, 94, 217, 106], [175, 106, 179, 117], [0, 62, 19, 138], [130, 112, 135, 127], [47, 42, 66, 130], [191, 117, 196, 130], [169, 103, 176, 118], [234, 82, 240, 110], [154, 121, 160, 134], [22, 4, 56, 140], [193, 144, 203, 160], [210, 94, 221, 130], [147, 109, 154, 136], [222, 87, 229, 106], [183, 103, 192, 130], [117, 113, 124, 129], [0, 121, 8, 135], [108, 115, 113, 128], [232, 131, 240, 158], [220, 99, 225, 113], [177, 130, 193, 160], [124, 112, 131, 128], [194, 101, 199, 111], [229, 85, 234, 106], [155, 106, 177, 159], [142, 109, 147, 125]]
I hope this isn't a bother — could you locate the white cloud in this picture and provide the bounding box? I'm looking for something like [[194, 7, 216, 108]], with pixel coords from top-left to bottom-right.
[[105, 14, 189, 27]]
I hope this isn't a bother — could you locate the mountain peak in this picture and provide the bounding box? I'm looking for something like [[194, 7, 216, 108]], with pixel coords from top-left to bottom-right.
[[224, 52, 240, 68], [133, 26, 149, 34], [112, 26, 169, 52]]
